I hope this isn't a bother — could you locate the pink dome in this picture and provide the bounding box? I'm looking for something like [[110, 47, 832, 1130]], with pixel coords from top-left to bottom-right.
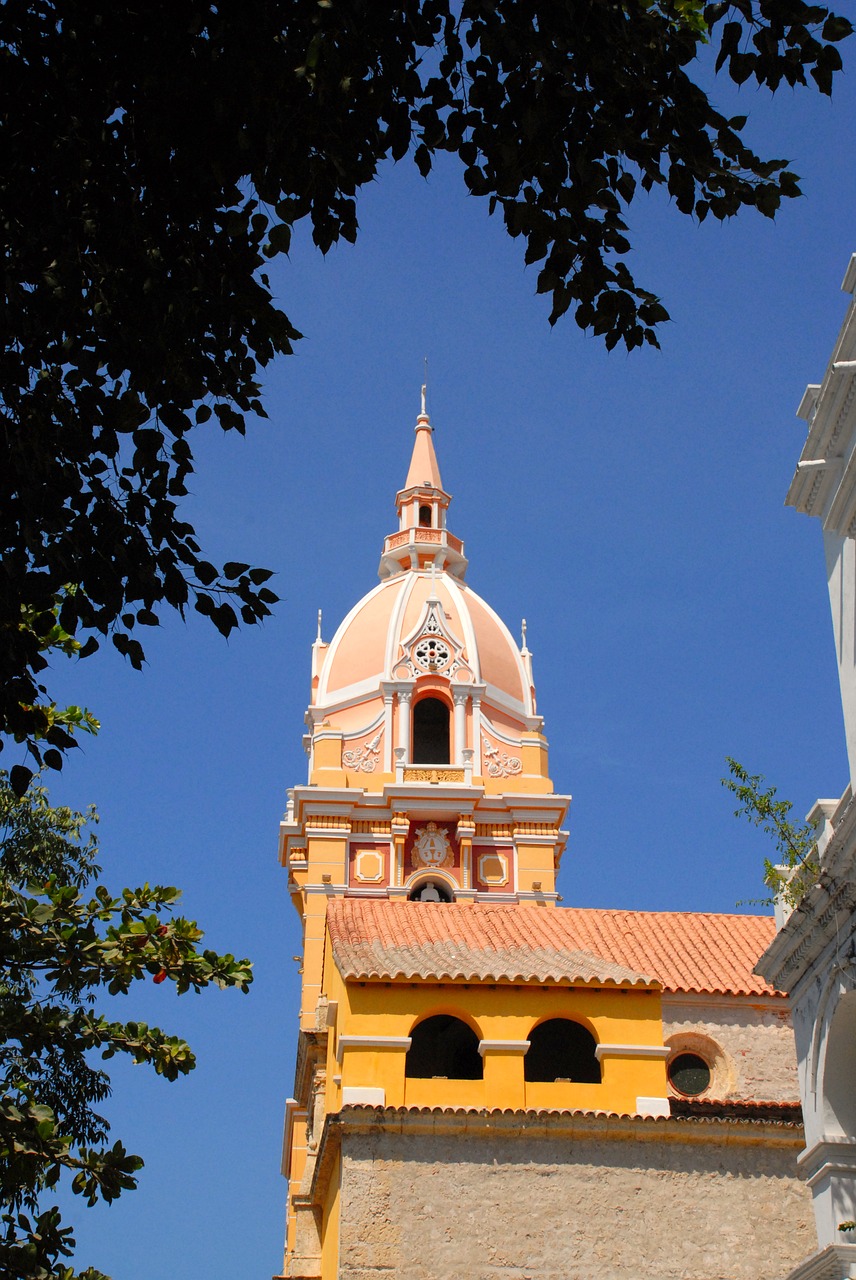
[[307, 405, 542, 761], [318, 570, 534, 718]]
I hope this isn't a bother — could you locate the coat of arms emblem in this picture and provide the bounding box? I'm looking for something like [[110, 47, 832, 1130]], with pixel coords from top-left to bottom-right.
[[411, 822, 453, 869]]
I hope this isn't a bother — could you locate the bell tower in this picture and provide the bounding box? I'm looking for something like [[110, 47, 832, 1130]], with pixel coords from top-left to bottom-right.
[[279, 398, 573, 1275], [289, 394, 567, 918]]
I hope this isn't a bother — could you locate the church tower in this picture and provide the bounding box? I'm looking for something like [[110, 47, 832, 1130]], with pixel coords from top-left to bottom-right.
[[278, 399, 814, 1280]]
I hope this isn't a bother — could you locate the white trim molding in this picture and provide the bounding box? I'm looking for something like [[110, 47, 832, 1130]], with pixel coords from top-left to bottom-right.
[[336, 1035, 412, 1065], [478, 1039, 531, 1056], [281, 1097, 303, 1177], [595, 1043, 670, 1062]]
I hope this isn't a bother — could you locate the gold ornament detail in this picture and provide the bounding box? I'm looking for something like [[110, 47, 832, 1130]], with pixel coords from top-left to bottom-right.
[[403, 768, 465, 783]]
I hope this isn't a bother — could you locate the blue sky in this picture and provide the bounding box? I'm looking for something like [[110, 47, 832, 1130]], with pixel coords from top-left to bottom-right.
[[40, 54, 856, 1280]]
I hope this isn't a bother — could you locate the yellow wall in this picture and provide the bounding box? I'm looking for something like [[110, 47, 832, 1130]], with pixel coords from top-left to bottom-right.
[[324, 945, 667, 1116], [515, 840, 558, 899], [320, 1150, 340, 1278]]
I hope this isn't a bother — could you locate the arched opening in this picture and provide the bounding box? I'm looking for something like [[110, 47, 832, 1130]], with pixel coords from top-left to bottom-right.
[[524, 1018, 601, 1083], [405, 1015, 483, 1080], [418, 504, 432, 527], [408, 878, 454, 903], [412, 696, 450, 763], [823, 989, 856, 1137]]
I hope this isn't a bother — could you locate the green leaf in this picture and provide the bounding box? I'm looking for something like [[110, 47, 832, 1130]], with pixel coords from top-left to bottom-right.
[[822, 13, 853, 40], [10, 765, 33, 797], [268, 223, 293, 254]]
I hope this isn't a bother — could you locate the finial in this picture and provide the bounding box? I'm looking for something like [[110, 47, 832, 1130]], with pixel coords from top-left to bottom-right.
[[521, 618, 528, 650], [316, 609, 323, 642], [421, 384, 427, 417]]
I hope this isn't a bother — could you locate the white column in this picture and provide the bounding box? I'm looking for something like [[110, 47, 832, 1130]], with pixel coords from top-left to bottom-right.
[[825, 529, 856, 790], [382, 689, 394, 773], [471, 691, 483, 775], [397, 688, 412, 761], [453, 688, 468, 764]]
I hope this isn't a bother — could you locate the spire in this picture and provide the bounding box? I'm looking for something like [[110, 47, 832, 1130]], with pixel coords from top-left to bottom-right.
[[520, 617, 537, 714], [310, 607, 328, 693], [378, 395, 468, 582], [404, 391, 443, 491]]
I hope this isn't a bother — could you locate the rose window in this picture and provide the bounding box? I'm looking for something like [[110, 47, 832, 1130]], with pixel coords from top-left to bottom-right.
[[414, 637, 451, 670]]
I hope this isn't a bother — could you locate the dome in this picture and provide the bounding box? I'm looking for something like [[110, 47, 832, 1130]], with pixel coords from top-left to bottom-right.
[[317, 569, 535, 719], [305, 397, 544, 790]]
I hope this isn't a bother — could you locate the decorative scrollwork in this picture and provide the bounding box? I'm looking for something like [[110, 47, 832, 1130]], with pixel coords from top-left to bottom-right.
[[343, 729, 382, 773], [482, 736, 523, 778]]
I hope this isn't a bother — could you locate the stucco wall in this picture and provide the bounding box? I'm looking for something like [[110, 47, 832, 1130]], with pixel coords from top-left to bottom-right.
[[662, 996, 800, 1102], [337, 1121, 814, 1280]]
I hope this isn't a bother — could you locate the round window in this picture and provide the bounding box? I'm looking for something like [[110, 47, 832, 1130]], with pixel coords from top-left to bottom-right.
[[414, 637, 451, 670], [668, 1052, 711, 1097]]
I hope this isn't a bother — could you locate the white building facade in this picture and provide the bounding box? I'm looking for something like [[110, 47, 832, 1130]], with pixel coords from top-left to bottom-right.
[[758, 254, 856, 1280]]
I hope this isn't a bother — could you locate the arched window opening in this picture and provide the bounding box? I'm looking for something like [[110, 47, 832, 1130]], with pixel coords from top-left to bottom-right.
[[412, 697, 450, 763], [408, 878, 453, 903], [525, 1018, 601, 1084], [418, 504, 432, 527], [823, 989, 856, 1137], [405, 1015, 483, 1080]]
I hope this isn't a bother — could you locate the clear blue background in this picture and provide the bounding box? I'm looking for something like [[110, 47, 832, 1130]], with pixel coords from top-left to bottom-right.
[[35, 53, 856, 1280]]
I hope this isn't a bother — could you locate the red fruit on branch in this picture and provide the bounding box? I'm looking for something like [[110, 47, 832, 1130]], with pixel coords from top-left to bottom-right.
[[153, 970, 167, 984]]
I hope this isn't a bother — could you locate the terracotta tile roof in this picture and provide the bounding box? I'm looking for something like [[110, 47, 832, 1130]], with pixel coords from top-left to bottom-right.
[[335, 1104, 802, 1129], [326, 900, 779, 996], [337, 1103, 647, 1119], [328, 899, 654, 986]]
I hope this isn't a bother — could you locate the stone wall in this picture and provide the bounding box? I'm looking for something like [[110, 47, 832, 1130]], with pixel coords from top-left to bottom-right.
[[336, 1115, 814, 1280], [662, 995, 800, 1102]]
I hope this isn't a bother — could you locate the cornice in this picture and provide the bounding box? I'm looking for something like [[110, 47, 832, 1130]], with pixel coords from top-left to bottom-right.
[[756, 789, 856, 993], [757, 881, 856, 998], [293, 1027, 328, 1106], [820, 787, 856, 880], [776, 1244, 856, 1280], [324, 1100, 803, 1145], [787, 274, 856, 531], [662, 990, 788, 1012]]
